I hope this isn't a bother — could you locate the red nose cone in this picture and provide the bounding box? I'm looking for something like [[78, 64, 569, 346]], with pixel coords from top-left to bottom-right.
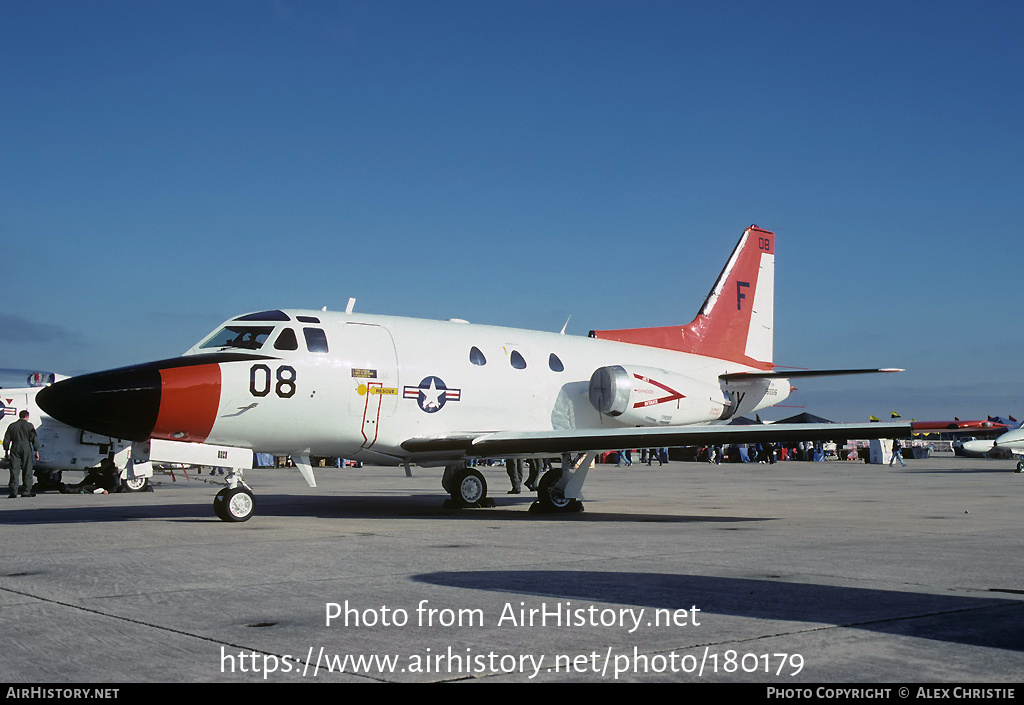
[[153, 364, 221, 442]]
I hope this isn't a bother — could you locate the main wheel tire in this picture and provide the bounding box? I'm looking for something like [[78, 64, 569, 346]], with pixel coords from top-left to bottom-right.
[[213, 487, 255, 522], [450, 468, 487, 507], [537, 470, 578, 512]]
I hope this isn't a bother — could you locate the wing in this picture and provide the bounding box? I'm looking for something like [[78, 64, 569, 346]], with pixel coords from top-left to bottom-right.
[[401, 421, 911, 457]]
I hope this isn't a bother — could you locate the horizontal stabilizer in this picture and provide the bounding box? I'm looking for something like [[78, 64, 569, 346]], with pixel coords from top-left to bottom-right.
[[401, 422, 911, 458], [720, 368, 904, 382]]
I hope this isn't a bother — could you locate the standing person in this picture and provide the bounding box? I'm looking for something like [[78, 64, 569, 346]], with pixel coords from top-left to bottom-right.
[[505, 457, 523, 494], [4, 410, 40, 498], [524, 458, 540, 491]]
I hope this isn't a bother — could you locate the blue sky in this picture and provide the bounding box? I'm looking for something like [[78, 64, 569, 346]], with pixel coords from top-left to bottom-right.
[[2, 1, 1022, 423]]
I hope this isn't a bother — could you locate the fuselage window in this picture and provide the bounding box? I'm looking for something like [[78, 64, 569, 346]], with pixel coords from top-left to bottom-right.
[[200, 325, 274, 351], [548, 353, 564, 372], [470, 346, 487, 366], [303, 327, 329, 353], [274, 328, 298, 351], [510, 350, 527, 369]]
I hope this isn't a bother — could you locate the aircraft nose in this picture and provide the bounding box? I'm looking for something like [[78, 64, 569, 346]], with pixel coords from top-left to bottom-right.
[[37, 364, 162, 440], [36, 359, 222, 442], [994, 431, 1022, 448]]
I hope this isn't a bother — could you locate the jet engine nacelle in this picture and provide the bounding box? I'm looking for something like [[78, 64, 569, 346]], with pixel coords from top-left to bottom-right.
[[589, 365, 728, 426], [720, 375, 792, 419]]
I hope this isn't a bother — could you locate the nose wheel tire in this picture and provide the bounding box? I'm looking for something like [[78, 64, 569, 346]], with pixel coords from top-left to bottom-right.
[[122, 477, 150, 493], [214, 487, 255, 522]]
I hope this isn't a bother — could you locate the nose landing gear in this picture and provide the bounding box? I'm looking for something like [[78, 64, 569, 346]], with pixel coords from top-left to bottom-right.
[[213, 469, 255, 521]]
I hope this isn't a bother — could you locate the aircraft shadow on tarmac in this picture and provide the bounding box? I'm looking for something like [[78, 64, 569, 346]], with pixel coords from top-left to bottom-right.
[[252, 494, 775, 523], [0, 501, 211, 525], [0, 493, 773, 525], [903, 467, 1016, 474], [413, 570, 1024, 652]]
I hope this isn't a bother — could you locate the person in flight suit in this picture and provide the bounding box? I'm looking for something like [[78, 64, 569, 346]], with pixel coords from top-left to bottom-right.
[[60, 457, 122, 494], [505, 457, 523, 494], [4, 410, 40, 498]]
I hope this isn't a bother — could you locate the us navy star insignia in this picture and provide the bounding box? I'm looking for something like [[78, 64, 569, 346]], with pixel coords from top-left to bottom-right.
[[403, 376, 461, 413]]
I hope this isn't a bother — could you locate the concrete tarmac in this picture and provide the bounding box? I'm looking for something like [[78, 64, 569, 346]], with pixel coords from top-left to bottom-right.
[[1, 456, 1022, 684]]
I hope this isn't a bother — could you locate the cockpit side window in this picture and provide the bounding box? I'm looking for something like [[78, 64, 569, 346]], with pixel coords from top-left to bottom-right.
[[303, 328, 329, 353], [200, 325, 274, 351], [274, 328, 298, 351]]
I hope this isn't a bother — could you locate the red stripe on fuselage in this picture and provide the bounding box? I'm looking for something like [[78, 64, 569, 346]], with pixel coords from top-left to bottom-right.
[[153, 363, 222, 442]]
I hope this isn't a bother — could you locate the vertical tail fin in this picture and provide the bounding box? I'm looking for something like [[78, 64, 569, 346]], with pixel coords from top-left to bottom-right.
[[589, 225, 775, 370]]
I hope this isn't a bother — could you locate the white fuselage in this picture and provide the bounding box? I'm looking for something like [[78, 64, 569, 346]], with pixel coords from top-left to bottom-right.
[[177, 311, 788, 463]]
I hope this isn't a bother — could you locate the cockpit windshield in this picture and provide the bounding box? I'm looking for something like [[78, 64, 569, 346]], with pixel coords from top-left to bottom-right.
[[199, 325, 275, 351]]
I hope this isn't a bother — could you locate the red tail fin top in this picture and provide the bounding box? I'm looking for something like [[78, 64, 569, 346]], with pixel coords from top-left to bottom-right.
[[590, 225, 775, 370]]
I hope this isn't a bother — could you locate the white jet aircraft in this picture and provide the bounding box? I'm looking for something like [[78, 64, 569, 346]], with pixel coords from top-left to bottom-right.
[[965, 429, 1024, 471], [37, 225, 909, 521], [993, 430, 1024, 472]]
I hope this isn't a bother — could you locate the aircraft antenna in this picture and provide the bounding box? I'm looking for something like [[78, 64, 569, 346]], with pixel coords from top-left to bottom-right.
[[345, 298, 356, 315], [560, 315, 571, 335]]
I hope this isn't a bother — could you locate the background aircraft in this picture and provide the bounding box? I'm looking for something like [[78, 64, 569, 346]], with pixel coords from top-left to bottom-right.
[[0, 369, 145, 491], [38, 225, 909, 521], [1, 369, 253, 493], [908, 416, 1021, 461], [990, 428, 1024, 471], [910, 417, 1014, 432], [948, 418, 1024, 468]]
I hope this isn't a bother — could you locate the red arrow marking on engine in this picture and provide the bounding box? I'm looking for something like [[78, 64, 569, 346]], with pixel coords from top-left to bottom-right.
[[632, 374, 686, 408]]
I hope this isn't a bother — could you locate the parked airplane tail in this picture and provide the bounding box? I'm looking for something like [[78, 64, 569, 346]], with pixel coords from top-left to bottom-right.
[[589, 225, 775, 370]]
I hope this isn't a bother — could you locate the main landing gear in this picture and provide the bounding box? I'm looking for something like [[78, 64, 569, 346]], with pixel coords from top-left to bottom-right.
[[529, 451, 590, 514], [533, 468, 580, 513], [441, 465, 495, 508], [441, 451, 594, 513]]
